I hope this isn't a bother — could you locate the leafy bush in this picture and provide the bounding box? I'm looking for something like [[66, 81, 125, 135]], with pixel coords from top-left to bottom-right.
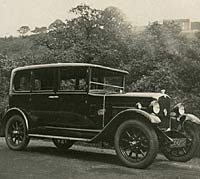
[[0, 5, 200, 118]]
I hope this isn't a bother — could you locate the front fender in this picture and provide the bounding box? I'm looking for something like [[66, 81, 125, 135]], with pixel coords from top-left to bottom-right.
[[91, 109, 161, 142], [110, 109, 161, 124], [181, 113, 200, 125]]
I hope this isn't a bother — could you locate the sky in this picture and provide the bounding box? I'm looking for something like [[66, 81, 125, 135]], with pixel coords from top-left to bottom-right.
[[1, 0, 200, 37]]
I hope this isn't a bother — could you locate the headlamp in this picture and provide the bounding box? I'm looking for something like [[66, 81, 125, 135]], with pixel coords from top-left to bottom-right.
[[173, 103, 185, 116], [150, 101, 160, 114]]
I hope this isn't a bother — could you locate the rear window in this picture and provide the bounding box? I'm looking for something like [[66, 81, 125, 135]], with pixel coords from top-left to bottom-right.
[[13, 70, 30, 91], [32, 68, 54, 91]]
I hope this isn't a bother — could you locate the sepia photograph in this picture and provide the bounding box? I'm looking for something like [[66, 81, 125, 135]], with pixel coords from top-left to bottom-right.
[[0, 0, 200, 178]]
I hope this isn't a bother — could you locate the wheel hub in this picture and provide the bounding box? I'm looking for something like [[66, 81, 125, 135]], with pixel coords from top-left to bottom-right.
[[129, 141, 138, 146], [12, 130, 20, 134]]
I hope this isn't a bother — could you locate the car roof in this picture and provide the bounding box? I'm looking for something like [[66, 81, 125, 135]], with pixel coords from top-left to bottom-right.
[[12, 63, 129, 74]]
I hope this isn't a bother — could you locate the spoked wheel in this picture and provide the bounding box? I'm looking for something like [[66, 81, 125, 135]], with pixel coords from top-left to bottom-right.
[[161, 122, 199, 162], [52, 139, 74, 150], [114, 120, 159, 169], [5, 115, 30, 150]]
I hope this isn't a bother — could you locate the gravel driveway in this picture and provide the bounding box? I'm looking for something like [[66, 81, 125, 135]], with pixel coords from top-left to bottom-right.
[[0, 138, 200, 179]]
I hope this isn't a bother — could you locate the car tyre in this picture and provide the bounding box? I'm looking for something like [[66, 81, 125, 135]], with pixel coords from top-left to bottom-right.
[[161, 121, 199, 162], [114, 120, 159, 169], [5, 115, 30, 151]]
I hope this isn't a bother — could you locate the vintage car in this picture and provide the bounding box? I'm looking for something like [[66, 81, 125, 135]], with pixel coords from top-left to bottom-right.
[[0, 63, 200, 169]]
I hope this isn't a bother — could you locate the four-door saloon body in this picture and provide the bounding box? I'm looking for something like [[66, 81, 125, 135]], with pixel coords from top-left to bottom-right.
[[0, 63, 200, 169]]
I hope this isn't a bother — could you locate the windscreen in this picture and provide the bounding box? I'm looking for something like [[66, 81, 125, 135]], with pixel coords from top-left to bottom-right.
[[90, 68, 124, 93]]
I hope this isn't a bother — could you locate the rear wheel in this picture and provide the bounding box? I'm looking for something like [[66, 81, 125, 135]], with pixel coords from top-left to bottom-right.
[[161, 121, 199, 162], [114, 120, 159, 169], [52, 139, 74, 150], [5, 115, 29, 150]]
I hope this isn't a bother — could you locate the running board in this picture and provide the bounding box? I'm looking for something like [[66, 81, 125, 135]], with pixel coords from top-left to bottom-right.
[[28, 134, 91, 142]]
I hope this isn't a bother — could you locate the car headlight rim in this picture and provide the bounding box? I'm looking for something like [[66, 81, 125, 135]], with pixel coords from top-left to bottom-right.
[[150, 101, 160, 114], [172, 103, 185, 116]]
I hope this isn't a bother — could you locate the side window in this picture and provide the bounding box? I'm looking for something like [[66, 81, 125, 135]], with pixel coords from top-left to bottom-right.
[[13, 71, 30, 92], [60, 79, 76, 90], [59, 67, 87, 91], [32, 68, 54, 91]]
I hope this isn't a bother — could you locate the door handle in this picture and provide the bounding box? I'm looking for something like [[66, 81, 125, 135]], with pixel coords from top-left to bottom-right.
[[48, 95, 59, 99]]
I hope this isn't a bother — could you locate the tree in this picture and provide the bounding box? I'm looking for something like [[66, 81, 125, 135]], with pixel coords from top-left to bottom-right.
[[17, 26, 30, 36], [31, 27, 47, 34], [58, 5, 134, 66], [48, 19, 66, 31]]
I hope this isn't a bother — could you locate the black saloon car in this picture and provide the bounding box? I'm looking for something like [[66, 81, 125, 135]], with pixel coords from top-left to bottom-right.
[[0, 63, 200, 169]]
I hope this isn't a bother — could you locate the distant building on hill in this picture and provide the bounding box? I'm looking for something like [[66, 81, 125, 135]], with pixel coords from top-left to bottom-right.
[[191, 22, 200, 31], [163, 19, 191, 31], [133, 19, 200, 36]]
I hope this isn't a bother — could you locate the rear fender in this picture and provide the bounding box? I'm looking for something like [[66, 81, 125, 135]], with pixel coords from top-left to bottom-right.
[[91, 109, 161, 142], [0, 107, 29, 137]]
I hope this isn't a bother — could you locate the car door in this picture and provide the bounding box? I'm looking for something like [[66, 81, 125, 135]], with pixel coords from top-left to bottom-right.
[[57, 66, 98, 129], [29, 67, 59, 133]]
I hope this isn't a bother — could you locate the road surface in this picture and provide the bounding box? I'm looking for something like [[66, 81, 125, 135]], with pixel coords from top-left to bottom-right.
[[0, 138, 200, 179]]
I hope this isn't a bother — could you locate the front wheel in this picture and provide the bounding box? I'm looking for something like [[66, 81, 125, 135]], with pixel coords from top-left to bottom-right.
[[161, 121, 199, 162], [5, 115, 30, 151], [52, 139, 74, 150], [114, 120, 159, 169]]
